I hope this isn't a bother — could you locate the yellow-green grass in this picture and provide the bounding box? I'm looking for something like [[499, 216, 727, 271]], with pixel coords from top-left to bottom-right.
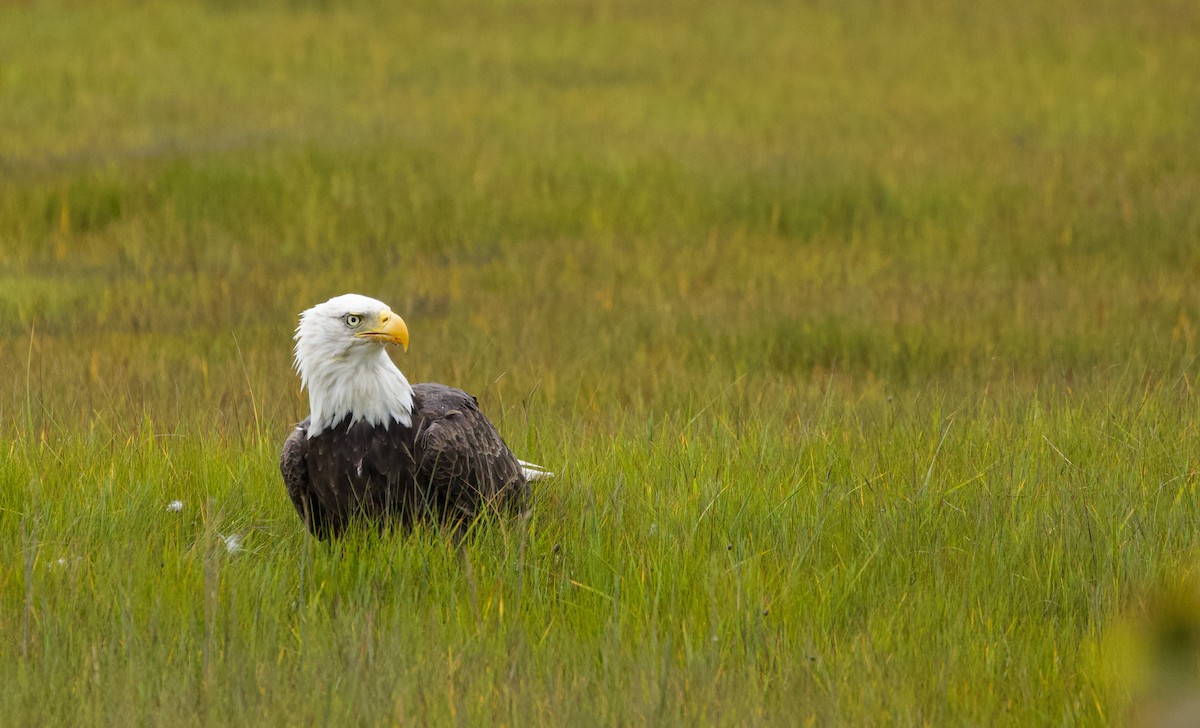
[[2, 0, 1200, 724]]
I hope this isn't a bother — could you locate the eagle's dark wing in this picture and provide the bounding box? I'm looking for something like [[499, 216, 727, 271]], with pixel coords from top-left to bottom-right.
[[412, 383, 528, 522], [280, 418, 335, 539]]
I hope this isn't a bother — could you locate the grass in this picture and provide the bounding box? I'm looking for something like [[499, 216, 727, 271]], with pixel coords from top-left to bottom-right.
[[2, 0, 1200, 724]]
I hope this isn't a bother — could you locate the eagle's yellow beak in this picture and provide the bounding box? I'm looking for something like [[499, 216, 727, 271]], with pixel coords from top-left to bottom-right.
[[359, 309, 409, 351]]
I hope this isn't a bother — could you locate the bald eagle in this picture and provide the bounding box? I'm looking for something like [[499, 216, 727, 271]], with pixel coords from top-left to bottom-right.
[[279, 293, 550, 538]]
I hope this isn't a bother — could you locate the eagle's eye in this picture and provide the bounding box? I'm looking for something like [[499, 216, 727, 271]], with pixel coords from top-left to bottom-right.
[[344, 314, 363, 328]]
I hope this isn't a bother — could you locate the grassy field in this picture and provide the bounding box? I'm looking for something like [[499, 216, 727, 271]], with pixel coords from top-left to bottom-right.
[[2, 0, 1200, 724]]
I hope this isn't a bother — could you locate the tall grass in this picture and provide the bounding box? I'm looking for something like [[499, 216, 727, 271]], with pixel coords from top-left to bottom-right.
[[2, 0, 1199, 724]]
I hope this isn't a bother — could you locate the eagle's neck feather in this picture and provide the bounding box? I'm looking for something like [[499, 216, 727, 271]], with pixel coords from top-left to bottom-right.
[[302, 349, 414, 438]]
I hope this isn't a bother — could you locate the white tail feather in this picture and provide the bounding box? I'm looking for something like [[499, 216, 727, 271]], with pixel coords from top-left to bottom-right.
[[519, 459, 554, 481]]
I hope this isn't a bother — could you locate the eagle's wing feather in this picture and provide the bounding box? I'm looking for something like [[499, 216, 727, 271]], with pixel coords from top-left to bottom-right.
[[412, 383, 528, 522], [280, 419, 336, 538]]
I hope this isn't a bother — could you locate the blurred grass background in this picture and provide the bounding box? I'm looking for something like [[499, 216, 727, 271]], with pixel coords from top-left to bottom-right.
[[2, 0, 1200, 724]]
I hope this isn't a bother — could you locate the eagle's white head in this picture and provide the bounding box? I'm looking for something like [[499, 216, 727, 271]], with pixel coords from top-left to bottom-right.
[[293, 293, 415, 438]]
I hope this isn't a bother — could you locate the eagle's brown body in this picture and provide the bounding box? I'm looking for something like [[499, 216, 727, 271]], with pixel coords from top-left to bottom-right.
[[280, 382, 528, 538]]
